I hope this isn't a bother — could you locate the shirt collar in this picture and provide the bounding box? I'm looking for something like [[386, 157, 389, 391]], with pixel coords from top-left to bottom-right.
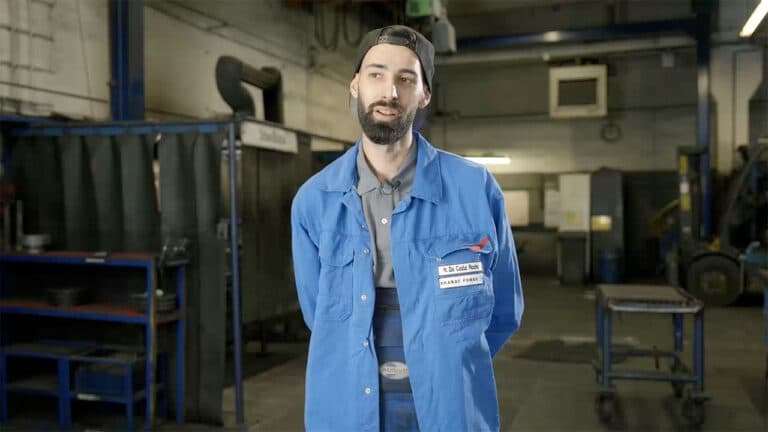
[[355, 139, 418, 195], [322, 132, 443, 204]]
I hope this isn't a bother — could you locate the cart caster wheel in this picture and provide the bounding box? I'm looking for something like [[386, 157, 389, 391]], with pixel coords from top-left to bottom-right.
[[669, 363, 685, 398], [595, 394, 616, 423], [672, 382, 684, 398], [682, 397, 705, 427]]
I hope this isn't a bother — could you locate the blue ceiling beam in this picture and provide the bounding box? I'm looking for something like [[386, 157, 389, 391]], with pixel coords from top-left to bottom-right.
[[457, 19, 697, 50]]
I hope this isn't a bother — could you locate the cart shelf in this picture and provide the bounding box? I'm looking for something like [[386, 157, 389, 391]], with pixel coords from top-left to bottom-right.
[[6, 374, 59, 396], [74, 385, 164, 403], [0, 300, 182, 324], [0, 251, 187, 268]]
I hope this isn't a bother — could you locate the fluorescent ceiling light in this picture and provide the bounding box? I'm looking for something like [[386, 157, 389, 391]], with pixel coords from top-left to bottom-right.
[[740, 0, 768, 37], [465, 156, 511, 165]]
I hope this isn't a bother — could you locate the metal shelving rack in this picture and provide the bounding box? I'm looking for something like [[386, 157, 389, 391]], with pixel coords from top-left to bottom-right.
[[3, 118, 247, 424], [0, 251, 186, 430]]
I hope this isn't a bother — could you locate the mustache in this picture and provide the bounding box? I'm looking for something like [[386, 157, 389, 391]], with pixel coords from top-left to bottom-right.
[[367, 100, 402, 114]]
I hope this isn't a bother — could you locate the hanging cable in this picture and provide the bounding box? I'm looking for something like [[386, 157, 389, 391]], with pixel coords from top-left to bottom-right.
[[313, 4, 326, 49], [342, 3, 364, 47], [76, 0, 95, 118], [313, 2, 340, 51]]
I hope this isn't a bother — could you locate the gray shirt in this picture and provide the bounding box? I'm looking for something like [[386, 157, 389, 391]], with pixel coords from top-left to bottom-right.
[[356, 142, 418, 288]]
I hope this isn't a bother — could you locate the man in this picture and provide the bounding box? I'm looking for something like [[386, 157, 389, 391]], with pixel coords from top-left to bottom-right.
[[291, 25, 523, 431]]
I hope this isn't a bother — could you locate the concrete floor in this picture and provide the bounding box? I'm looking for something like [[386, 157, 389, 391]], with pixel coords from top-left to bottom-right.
[[219, 277, 767, 431], [3, 277, 765, 431]]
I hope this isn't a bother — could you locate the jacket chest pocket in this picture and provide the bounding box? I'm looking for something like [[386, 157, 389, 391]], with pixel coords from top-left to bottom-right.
[[424, 233, 495, 329], [316, 234, 354, 322]]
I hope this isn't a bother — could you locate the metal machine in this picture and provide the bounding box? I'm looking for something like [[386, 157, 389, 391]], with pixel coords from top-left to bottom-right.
[[669, 138, 768, 305]]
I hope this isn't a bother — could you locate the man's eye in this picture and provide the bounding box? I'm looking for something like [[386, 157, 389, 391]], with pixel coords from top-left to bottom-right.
[[400, 76, 415, 84], [369, 72, 382, 78]]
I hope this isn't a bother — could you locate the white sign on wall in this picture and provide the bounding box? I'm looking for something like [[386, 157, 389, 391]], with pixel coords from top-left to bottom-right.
[[558, 174, 591, 232], [544, 189, 560, 228], [240, 121, 298, 154], [503, 190, 530, 227]]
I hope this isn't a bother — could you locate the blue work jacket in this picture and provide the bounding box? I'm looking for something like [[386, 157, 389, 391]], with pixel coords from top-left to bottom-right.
[[290, 133, 524, 431]]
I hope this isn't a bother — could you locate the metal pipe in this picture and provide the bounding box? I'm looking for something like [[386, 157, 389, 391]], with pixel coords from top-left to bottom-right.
[[227, 120, 244, 424], [176, 267, 186, 424], [12, 122, 230, 138], [145, 261, 157, 430], [611, 349, 681, 359], [605, 371, 697, 382], [693, 311, 705, 392], [674, 313, 683, 354], [696, 13, 712, 239], [0, 354, 7, 422], [215, 56, 284, 122], [438, 36, 693, 66], [3, 204, 10, 250], [602, 308, 612, 389], [595, 301, 603, 385], [15, 201, 22, 251]]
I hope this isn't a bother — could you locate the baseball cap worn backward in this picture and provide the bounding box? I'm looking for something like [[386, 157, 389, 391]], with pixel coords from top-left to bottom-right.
[[354, 25, 435, 91]]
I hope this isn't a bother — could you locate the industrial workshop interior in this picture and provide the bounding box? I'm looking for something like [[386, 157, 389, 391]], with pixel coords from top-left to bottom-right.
[[0, 0, 767, 431]]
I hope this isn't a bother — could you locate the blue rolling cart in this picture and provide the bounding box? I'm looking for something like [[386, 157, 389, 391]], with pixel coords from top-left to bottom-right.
[[0, 251, 186, 430], [760, 269, 768, 384], [593, 284, 708, 426]]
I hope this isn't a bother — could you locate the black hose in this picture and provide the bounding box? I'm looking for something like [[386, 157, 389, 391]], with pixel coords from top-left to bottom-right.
[[314, 4, 339, 51], [342, 3, 364, 46]]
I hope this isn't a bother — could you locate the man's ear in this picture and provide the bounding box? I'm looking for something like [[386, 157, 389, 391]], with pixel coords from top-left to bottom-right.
[[350, 74, 359, 99], [419, 87, 432, 109]]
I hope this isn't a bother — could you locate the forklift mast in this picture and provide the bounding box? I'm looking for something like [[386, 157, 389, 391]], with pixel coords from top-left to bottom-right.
[[677, 146, 706, 246]]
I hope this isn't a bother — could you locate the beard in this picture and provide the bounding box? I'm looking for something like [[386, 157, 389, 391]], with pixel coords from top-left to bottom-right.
[[357, 97, 416, 145]]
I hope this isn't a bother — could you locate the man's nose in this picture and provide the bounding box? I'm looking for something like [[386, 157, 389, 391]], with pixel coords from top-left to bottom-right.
[[380, 79, 398, 100]]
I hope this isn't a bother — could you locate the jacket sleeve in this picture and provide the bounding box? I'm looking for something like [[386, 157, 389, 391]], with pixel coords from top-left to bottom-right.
[[484, 173, 524, 357], [291, 190, 321, 331]]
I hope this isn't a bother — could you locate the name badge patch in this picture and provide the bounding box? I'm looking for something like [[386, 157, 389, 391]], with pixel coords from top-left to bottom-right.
[[439, 273, 484, 289], [438, 261, 483, 277], [380, 361, 409, 380]]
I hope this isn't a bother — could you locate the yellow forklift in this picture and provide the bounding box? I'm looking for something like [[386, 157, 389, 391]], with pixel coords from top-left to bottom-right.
[[667, 138, 768, 306]]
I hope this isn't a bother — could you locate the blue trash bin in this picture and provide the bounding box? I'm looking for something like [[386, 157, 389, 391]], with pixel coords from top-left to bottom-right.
[[763, 283, 767, 353], [597, 249, 623, 284]]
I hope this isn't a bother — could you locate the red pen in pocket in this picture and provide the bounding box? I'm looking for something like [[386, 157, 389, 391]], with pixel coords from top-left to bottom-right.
[[469, 236, 489, 252]]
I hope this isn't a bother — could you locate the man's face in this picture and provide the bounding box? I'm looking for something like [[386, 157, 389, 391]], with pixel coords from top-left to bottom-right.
[[350, 44, 431, 145]]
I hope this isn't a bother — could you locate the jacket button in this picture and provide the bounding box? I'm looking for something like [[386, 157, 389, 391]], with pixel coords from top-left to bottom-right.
[[363, 248, 370, 254], [364, 387, 372, 395]]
